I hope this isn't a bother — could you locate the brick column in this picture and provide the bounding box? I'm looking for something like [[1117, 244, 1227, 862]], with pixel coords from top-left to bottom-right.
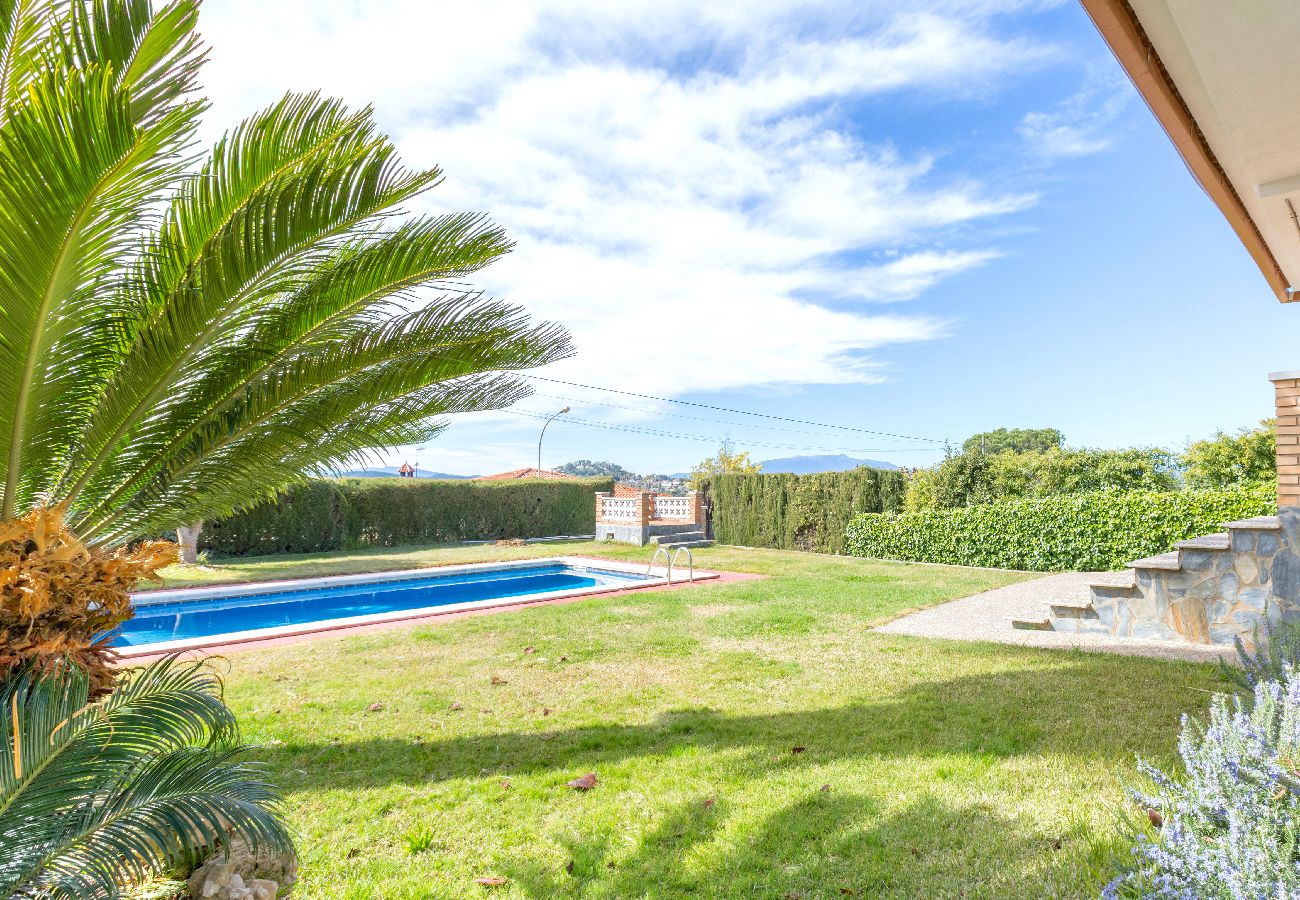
[[636, 491, 654, 527], [688, 491, 705, 526], [635, 490, 654, 546], [1272, 371, 1300, 508], [594, 491, 610, 523]]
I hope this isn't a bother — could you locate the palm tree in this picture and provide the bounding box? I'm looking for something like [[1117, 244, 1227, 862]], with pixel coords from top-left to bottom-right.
[[0, 0, 573, 548], [0, 654, 290, 897]]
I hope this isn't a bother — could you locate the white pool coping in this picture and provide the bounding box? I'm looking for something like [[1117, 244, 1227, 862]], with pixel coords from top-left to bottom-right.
[[118, 556, 718, 658]]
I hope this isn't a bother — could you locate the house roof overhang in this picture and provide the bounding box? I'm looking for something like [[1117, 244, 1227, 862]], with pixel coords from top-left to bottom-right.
[[1081, 0, 1300, 302]]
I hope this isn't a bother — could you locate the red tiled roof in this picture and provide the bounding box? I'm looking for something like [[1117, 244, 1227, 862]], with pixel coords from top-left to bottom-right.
[[475, 468, 577, 481], [613, 484, 645, 497]]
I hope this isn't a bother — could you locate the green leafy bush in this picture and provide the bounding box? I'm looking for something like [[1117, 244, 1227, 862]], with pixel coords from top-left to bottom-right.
[[200, 480, 346, 556], [1181, 419, 1276, 489], [908, 447, 1181, 511], [201, 477, 613, 556], [708, 468, 905, 554], [844, 484, 1275, 571]]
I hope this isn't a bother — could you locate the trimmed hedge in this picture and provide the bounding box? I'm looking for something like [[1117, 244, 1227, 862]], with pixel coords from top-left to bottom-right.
[[708, 468, 906, 554], [843, 483, 1276, 571], [200, 476, 614, 556]]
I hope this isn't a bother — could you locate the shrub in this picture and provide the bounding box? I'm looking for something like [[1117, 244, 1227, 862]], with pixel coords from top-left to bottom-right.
[[1222, 617, 1300, 694], [903, 466, 939, 513], [1181, 420, 1276, 489], [906, 447, 1181, 512], [0, 655, 290, 897], [0, 506, 176, 695], [708, 468, 906, 554], [1106, 670, 1300, 898], [201, 477, 614, 556], [844, 484, 1275, 572]]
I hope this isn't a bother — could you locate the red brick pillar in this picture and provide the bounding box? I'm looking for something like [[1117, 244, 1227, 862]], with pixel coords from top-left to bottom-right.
[[636, 491, 654, 527], [688, 491, 704, 526], [594, 491, 610, 523], [1272, 371, 1300, 508]]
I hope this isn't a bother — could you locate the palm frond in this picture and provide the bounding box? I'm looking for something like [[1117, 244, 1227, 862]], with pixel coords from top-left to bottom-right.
[[64, 95, 442, 518], [68, 214, 515, 531], [1, 1, 572, 546], [0, 60, 198, 518], [0, 0, 58, 116], [0, 656, 288, 899]]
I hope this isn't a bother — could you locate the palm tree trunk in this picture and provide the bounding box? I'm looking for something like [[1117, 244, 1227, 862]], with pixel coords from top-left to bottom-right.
[[176, 521, 202, 564]]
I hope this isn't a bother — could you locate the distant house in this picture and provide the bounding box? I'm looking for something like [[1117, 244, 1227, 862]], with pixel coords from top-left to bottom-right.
[[474, 468, 578, 481]]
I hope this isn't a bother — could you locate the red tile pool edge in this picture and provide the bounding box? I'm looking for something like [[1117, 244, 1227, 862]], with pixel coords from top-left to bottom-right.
[[115, 561, 762, 665]]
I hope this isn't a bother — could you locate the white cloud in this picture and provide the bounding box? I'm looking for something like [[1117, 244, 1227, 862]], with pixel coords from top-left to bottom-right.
[[194, 1, 1058, 468], [1019, 66, 1133, 157]]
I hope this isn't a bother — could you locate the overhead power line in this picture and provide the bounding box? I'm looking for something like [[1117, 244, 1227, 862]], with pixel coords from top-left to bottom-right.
[[519, 373, 947, 444], [503, 408, 945, 455], [529, 391, 926, 440]]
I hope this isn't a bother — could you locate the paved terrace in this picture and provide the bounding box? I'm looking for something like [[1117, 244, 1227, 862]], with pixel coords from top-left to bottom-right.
[[875, 570, 1237, 664]]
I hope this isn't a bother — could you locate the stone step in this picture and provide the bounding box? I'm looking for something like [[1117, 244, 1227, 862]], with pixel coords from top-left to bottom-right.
[[1089, 579, 1139, 599], [656, 539, 713, 550], [1010, 616, 1052, 631], [648, 523, 703, 536], [1049, 600, 1099, 620], [1047, 616, 1115, 636], [652, 531, 705, 545], [1127, 551, 1182, 571], [1223, 515, 1281, 531], [1175, 533, 1230, 551]]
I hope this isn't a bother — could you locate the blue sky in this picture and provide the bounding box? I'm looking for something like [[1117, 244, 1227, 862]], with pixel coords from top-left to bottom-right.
[[198, 0, 1297, 476]]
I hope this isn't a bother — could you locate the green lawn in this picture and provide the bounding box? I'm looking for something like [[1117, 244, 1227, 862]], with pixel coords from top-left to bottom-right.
[[160, 542, 1223, 898]]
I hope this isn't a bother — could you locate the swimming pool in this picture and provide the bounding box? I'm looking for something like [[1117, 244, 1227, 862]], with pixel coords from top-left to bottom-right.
[[116, 557, 713, 656]]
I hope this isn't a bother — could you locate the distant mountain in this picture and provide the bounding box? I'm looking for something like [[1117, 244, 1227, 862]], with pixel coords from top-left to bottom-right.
[[337, 466, 473, 479], [757, 454, 898, 474]]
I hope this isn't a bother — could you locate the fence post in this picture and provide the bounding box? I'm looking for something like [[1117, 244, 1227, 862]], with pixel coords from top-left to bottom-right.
[[636, 491, 653, 546], [687, 491, 704, 527]]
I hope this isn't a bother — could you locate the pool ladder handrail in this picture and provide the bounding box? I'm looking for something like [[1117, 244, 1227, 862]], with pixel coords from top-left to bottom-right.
[[671, 546, 694, 582], [645, 545, 695, 583], [646, 546, 671, 580]]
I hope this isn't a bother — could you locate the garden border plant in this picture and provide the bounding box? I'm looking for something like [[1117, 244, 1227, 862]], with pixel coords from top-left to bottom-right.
[[201, 476, 615, 556], [843, 484, 1275, 572], [1107, 620, 1300, 897], [707, 468, 905, 554]]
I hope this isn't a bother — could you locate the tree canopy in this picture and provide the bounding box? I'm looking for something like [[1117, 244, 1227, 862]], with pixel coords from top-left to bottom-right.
[[558, 460, 634, 480], [962, 427, 1064, 455], [689, 440, 761, 490], [1181, 420, 1276, 489]]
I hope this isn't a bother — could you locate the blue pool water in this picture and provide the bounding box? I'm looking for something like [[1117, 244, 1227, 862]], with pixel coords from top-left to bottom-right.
[[114, 562, 651, 647]]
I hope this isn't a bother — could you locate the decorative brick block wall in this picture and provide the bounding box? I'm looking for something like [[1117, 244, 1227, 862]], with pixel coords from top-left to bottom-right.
[[635, 491, 654, 527], [1273, 371, 1300, 508]]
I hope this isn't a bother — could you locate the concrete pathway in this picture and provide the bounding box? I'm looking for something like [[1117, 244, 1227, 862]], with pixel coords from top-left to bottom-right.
[[875, 571, 1236, 663]]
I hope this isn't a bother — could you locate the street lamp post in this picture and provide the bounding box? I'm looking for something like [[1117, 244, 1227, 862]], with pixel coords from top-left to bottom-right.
[[537, 406, 570, 475]]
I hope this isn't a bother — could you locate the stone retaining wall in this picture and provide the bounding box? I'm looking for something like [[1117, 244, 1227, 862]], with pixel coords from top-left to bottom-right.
[[1095, 510, 1299, 645]]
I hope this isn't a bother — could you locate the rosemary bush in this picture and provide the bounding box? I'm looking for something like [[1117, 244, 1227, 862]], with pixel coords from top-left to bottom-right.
[[1106, 669, 1300, 898], [1224, 618, 1300, 694]]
